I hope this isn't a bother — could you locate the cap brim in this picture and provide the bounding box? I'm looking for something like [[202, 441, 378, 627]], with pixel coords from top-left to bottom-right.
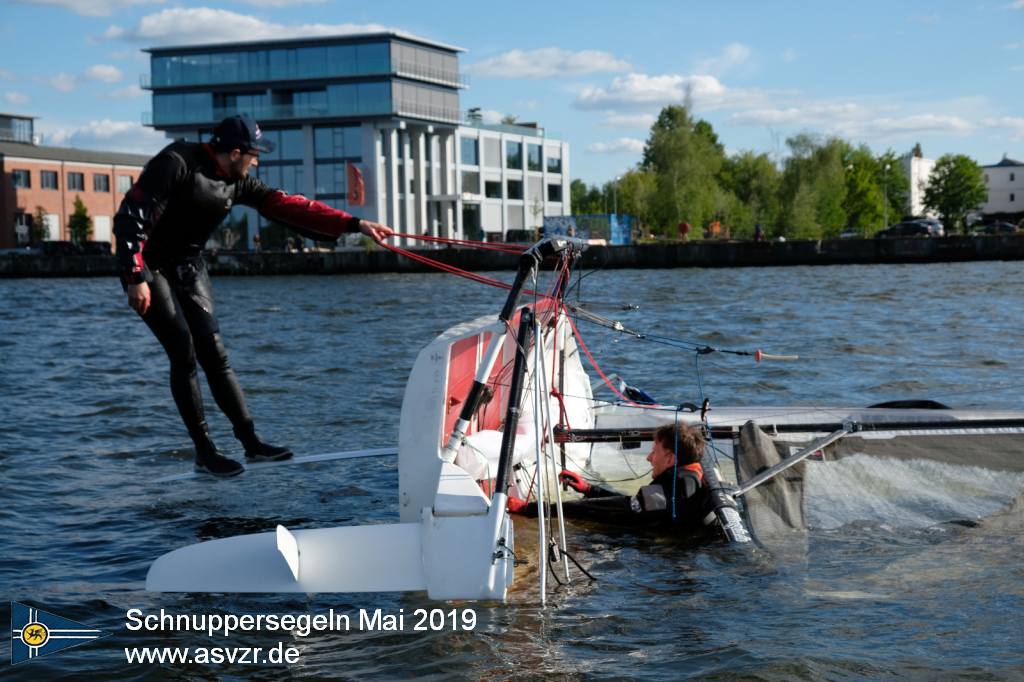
[[249, 139, 275, 153]]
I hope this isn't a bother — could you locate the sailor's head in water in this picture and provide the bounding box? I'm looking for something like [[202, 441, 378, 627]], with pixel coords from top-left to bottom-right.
[[648, 424, 704, 478]]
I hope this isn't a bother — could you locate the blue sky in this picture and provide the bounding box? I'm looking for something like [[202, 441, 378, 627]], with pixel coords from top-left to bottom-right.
[[1, 0, 1022, 184]]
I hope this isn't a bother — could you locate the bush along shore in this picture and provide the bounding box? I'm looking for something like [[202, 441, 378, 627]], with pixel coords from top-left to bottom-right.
[[3, 235, 1024, 278]]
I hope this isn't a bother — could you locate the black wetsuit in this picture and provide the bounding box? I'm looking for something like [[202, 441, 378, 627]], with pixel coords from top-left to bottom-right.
[[113, 140, 360, 454], [535, 465, 709, 531]]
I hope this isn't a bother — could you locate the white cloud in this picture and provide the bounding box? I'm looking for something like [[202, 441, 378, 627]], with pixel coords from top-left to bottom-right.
[[0, 69, 14, 81], [465, 48, 631, 78], [694, 43, 752, 76], [12, 0, 163, 17], [48, 73, 78, 91], [575, 73, 750, 111], [1011, 64, 1024, 71], [782, 48, 798, 63], [39, 119, 167, 154], [110, 84, 146, 99], [982, 116, 1024, 139], [864, 114, 972, 135], [85, 64, 123, 83], [1008, 0, 1024, 9], [234, 0, 326, 6], [103, 8, 395, 46], [586, 138, 645, 154], [4, 92, 30, 105], [729, 103, 866, 127], [601, 113, 656, 129]]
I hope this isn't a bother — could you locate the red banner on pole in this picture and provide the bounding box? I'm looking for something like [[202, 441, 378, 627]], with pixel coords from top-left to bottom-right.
[[347, 162, 365, 206]]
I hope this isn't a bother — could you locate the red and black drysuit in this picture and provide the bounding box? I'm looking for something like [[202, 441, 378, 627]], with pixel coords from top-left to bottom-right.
[[113, 140, 361, 455], [522, 463, 711, 532]]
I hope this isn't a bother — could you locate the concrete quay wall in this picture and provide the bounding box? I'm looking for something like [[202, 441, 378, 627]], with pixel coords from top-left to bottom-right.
[[3, 235, 1024, 278]]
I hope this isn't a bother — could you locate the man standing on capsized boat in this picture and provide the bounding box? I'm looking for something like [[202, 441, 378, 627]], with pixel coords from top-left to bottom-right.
[[114, 114, 393, 477], [544, 424, 709, 529]]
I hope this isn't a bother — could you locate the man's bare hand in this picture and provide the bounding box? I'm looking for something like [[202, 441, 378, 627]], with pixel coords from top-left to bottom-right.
[[358, 220, 395, 242], [127, 282, 151, 316]]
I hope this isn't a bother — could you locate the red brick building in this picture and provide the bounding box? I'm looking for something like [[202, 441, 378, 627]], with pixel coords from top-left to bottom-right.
[[0, 113, 151, 249]]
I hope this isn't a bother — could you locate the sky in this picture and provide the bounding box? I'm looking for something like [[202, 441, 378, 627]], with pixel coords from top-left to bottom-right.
[[1, 0, 1022, 185]]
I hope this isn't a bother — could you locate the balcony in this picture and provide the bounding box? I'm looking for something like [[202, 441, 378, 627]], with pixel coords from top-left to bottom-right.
[[144, 101, 393, 127], [394, 100, 461, 124], [394, 61, 468, 89]]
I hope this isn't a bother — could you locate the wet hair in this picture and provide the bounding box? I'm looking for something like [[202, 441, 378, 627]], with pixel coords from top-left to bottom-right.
[[653, 424, 704, 464]]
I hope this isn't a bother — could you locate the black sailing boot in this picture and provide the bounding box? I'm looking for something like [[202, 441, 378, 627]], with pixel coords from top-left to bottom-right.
[[191, 423, 245, 477], [234, 422, 294, 462]]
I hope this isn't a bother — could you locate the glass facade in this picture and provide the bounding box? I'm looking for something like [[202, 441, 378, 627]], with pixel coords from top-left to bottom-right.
[[547, 156, 562, 174], [257, 164, 304, 195], [153, 82, 392, 126], [315, 163, 347, 196], [314, 125, 361, 159], [460, 137, 478, 166], [527, 144, 542, 171], [151, 42, 391, 88], [260, 128, 304, 161], [506, 179, 523, 200], [506, 141, 522, 169]]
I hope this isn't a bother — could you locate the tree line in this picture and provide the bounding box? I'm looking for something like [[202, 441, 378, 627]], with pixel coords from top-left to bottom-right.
[[572, 105, 988, 238]]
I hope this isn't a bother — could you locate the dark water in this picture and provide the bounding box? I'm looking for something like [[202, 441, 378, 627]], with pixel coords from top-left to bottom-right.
[[2, 262, 1023, 680]]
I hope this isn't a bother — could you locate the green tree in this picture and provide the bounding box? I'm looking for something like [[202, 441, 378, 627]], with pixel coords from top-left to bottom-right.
[[778, 134, 849, 238], [68, 196, 92, 243], [720, 151, 781, 237], [876, 150, 909, 225], [31, 205, 48, 242], [842, 145, 884, 234], [923, 154, 987, 234], [615, 169, 657, 235], [642, 105, 726, 235]]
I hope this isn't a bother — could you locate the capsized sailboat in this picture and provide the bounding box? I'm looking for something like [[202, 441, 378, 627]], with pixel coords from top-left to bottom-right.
[[146, 236, 1024, 600]]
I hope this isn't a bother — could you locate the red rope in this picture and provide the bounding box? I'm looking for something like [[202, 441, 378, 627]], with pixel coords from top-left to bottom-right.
[[389, 232, 528, 253], [562, 304, 643, 408]]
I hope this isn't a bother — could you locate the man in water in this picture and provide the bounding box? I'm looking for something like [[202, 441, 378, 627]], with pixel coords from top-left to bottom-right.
[[114, 114, 393, 477], [552, 423, 709, 529]]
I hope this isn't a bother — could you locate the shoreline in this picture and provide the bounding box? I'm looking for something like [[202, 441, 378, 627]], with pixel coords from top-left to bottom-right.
[[2, 234, 1024, 277]]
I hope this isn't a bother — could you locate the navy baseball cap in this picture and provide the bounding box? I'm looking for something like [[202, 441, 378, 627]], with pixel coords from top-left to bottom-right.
[[210, 114, 275, 154]]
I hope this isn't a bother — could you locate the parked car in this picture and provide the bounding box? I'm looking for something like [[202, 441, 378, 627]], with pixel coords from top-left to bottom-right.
[[875, 222, 934, 238], [909, 218, 944, 237], [839, 229, 862, 239], [973, 221, 1020, 235]]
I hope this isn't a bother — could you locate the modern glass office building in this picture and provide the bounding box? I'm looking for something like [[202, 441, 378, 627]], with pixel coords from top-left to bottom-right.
[[142, 32, 570, 247]]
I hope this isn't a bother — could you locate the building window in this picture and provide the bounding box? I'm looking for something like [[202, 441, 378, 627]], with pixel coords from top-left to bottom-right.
[[1012, 193, 1016, 203], [94, 174, 111, 192], [41, 170, 58, 190], [546, 156, 562, 174], [461, 171, 480, 195], [314, 162, 347, 196], [261, 128, 304, 162], [12, 169, 30, 188], [117, 175, 133, 193], [507, 179, 523, 200], [1012, 173, 1016, 182], [547, 184, 562, 202], [527, 144, 542, 172], [484, 180, 502, 199], [984, 174, 989, 184], [460, 137, 478, 166], [506, 141, 522, 169], [14, 211, 30, 244], [68, 172, 85, 191], [314, 125, 361, 160]]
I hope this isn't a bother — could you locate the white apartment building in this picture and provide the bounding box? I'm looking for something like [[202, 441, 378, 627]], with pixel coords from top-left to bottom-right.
[[980, 156, 1023, 215], [900, 154, 936, 218]]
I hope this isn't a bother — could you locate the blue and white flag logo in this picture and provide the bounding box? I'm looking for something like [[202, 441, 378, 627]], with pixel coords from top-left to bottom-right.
[[10, 602, 107, 665]]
